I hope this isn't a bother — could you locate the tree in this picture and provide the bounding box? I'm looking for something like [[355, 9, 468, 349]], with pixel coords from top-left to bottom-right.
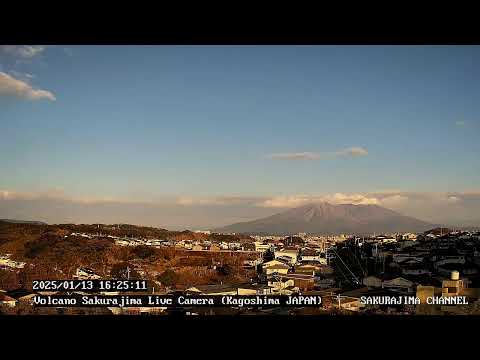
[[131, 246, 155, 259], [156, 269, 180, 287], [217, 264, 233, 276], [110, 262, 140, 279]]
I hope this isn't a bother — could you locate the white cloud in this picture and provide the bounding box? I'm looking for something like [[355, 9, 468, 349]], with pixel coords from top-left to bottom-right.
[[334, 147, 368, 157], [0, 72, 56, 101], [176, 196, 261, 206], [323, 193, 379, 205], [268, 152, 322, 160], [267, 147, 368, 161], [176, 197, 212, 206], [258, 196, 313, 208], [380, 194, 409, 206], [3, 189, 480, 227], [256, 193, 378, 208], [0, 189, 66, 201], [5, 190, 478, 210], [0, 45, 46, 59]]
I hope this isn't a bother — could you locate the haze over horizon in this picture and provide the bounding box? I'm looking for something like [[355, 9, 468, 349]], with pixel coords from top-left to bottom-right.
[[1, 46, 479, 229]]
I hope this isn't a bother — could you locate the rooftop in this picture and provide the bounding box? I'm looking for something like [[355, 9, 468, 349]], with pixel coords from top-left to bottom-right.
[[0, 293, 17, 302]]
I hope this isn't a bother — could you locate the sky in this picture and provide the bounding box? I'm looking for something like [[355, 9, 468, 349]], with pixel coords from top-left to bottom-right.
[[1, 45, 479, 229]]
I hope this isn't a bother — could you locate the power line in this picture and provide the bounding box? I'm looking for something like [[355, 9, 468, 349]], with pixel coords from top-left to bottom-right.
[[330, 247, 360, 284]]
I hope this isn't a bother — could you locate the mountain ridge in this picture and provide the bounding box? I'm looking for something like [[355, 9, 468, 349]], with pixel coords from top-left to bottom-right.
[[0, 219, 47, 225], [215, 202, 435, 235]]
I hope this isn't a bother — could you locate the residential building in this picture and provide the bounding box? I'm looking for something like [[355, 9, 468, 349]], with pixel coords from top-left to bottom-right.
[[362, 275, 383, 288], [264, 263, 290, 276], [254, 242, 271, 253], [382, 277, 415, 294], [185, 284, 238, 296], [274, 249, 299, 265], [0, 293, 17, 307], [74, 267, 101, 280]]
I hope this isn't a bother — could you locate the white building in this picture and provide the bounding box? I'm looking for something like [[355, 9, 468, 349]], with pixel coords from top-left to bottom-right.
[[264, 263, 290, 276], [402, 233, 418, 240], [274, 249, 299, 265], [75, 267, 101, 280], [0, 256, 26, 269], [0, 293, 17, 307], [254, 242, 271, 253]]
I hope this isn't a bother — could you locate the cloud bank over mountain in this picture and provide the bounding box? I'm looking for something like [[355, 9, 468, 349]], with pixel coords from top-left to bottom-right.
[[1, 189, 479, 229]]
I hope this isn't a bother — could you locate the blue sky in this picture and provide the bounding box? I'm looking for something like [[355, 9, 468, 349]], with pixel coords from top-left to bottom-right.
[[1, 46, 479, 228]]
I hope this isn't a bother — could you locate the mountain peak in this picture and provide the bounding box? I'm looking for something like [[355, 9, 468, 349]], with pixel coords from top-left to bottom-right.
[[216, 202, 433, 235]]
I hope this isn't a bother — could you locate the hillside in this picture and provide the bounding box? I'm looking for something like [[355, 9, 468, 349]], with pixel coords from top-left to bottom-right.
[[0, 221, 256, 292], [0, 219, 47, 225], [0, 221, 253, 257]]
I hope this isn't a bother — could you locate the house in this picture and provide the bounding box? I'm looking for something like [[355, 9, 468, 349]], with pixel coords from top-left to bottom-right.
[[398, 258, 424, 267], [315, 277, 336, 289], [237, 284, 274, 296], [335, 287, 401, 312], [416, 285, 437, 304], [6, 288, 37, 303], [0, 256, 26, 269], [441, 271, 464, 297], [331, 296, 364, 312], [209, 244, 221, 252], [397, 240, 417, 250], [0, 293, 17, 307], [242, 243, 256, 251], [274, 249, 299, 265], [317, 264, 334, 275], [402, 267, 432, 276], [321, 289, 364, 312], [294, 264, 317, 276], [416, 271, 480, 309], [434, 256, 466, 270], [402, 233, 418, 241], [228, 242, 241, 250], [254, 242, 271, 253], [262, 259, 289, 269], [264, 263, 290, 276], [281, 273, 315, 290], [392, 253, 425, 264], [362, 275, 383, 288], [267, 276, 296, 294], [191, 244, 204, 251], [175, 241, 186, 248], [243, 258, 263, 268], [382, 277, 415, 294], [380, 237, 397, 244], [301, 249, 322, 262], [74, 267, 101, 280], [276, 255, 295, 265], [7, 289, 37, 304], [185, 284, 238, 295]]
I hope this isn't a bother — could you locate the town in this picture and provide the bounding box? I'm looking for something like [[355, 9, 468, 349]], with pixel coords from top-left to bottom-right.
[[1, 220, 480, 315]]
